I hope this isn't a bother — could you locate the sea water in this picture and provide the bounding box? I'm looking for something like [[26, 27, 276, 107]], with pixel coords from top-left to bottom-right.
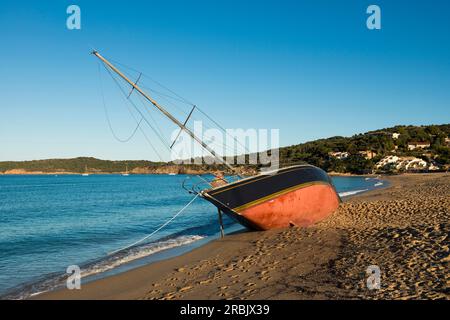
[[0, 174, 385, 298]]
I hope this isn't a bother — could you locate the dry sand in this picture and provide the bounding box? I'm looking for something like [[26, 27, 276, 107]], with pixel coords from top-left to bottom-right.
[[36, 173, 449, 300]]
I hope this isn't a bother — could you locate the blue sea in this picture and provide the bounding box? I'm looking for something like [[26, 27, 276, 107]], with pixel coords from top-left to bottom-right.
[[0, 174, 385, 299]]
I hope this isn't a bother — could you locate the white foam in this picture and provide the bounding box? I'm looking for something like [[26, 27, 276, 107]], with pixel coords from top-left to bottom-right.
[[374, 182, 383, 187], [338, 189, 369, 197], [80, 235, 204, 278], [7, 235, 205, 300], [29, 291, 46, 297]]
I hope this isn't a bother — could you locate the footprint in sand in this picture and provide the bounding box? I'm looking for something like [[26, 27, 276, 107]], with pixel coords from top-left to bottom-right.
[[243, 288, 257, 295], [199, 279, 212, 285], [179, 286, 192, 293], [162, 292, 177, 300]]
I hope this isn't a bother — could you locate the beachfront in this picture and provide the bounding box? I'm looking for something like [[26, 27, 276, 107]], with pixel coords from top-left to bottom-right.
[[36, 173, 449, 300]]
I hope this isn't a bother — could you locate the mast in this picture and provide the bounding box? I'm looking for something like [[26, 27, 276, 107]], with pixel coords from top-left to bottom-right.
[[92, 51, 238, 175]]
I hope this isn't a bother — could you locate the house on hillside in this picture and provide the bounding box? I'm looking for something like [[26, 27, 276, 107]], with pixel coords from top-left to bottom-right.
[[396, 157, 428, 171], [392, 133, 401, 139], [328, 151, 349, 159], [376, 156, 430, 171], [375, 156, 399, 169], [407, 141, 430, 150], [358, 150, 377, 160]]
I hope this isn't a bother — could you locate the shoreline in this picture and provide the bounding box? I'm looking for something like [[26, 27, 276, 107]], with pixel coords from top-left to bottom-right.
[[1, 171, 446, 176], [4, 179, 381, 300], [33, 173, 449, 300], [2, 175, 382, 299]]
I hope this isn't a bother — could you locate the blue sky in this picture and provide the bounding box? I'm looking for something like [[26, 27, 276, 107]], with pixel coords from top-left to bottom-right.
[[0, 0, 449, 161]]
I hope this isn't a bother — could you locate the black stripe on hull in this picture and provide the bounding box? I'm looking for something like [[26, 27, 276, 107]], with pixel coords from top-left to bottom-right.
[[203, 165, 337, 210]]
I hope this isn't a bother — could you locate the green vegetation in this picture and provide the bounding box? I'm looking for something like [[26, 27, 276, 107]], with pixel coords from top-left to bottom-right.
[[276, 124, 450, 174], [1, 124, 449, 175], [0, 157, 164, 173]]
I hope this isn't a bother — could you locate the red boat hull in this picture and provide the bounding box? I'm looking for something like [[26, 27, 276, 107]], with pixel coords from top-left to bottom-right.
[[201, 165, 341, 231], [236, 183, 339, 230]]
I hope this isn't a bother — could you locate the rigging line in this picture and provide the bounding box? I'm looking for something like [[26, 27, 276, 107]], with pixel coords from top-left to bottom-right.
[[108, 193, 200, 256], [162, 108, 238, 156], [103, 56, 242, 133], [135, 93, 172, 148], [97, 62, 143, 143], [139, 84, 194, 107], [140, 80, 253, 155], [139, 85, 191, 118], [103, 64, 168, 160], [104, 56, 196, 106], [105, 62, 193, 109], [135, 94, 239, 155], [141, 74, 195, 106], [149, 102, 240, 156], [103, 55, 249, 158], [195, 133, 239, 156], [195, 106, 251, 154], [103, 64, 173, 153], [106, 68, 170, 159], [134, 77, 251, 155]]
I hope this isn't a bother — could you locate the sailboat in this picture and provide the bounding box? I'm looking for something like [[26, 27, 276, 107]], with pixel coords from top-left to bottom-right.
[[93, 51, 341, 231], [81, 165, 89, 176], [122, 164, 130, 176]]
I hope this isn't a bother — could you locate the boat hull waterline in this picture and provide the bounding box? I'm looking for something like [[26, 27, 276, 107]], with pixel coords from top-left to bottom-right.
[[201, 165, 341, 230]]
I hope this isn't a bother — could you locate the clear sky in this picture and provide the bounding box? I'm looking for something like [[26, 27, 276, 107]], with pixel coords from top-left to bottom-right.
[[0, 0, 449, 161]]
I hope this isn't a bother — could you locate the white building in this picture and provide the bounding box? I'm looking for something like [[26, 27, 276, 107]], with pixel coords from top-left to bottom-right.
[[392, 133, 401, 140], [407, 141, 430, 150], [358, 150, 377, 159], [329, 151, 349, 160], [376, 156, 429, 171], [375, 156, 399, 169], [397, 157, 428, 171]]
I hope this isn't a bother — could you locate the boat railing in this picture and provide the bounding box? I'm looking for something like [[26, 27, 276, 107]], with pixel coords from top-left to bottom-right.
[[181, 175, 241, 195]]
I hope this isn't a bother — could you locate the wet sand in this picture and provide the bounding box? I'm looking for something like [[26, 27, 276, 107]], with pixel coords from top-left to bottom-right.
[[36, 173, 449, 300]]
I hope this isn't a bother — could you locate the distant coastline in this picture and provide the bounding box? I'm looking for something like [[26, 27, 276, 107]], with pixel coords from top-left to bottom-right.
[[0, 162, 258, 176], [2, 124, 449, 175]]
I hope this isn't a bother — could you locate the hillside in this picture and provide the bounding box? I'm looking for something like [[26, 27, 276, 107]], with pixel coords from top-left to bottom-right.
[[277, 124, 450, 174], [0, 157, 162, 174], [1, 124, 449, 175], [0, 157, 256, 175]]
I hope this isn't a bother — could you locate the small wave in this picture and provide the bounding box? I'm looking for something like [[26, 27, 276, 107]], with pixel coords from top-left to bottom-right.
[[0, 183, 78, 189], [81, 235, 204, 278], [339, 189, 368, 197], [374, 182, 383, 187], [4, 234, 204, 300]]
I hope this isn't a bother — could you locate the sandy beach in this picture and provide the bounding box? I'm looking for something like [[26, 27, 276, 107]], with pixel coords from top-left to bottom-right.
[[36, 173, 449, 300]]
